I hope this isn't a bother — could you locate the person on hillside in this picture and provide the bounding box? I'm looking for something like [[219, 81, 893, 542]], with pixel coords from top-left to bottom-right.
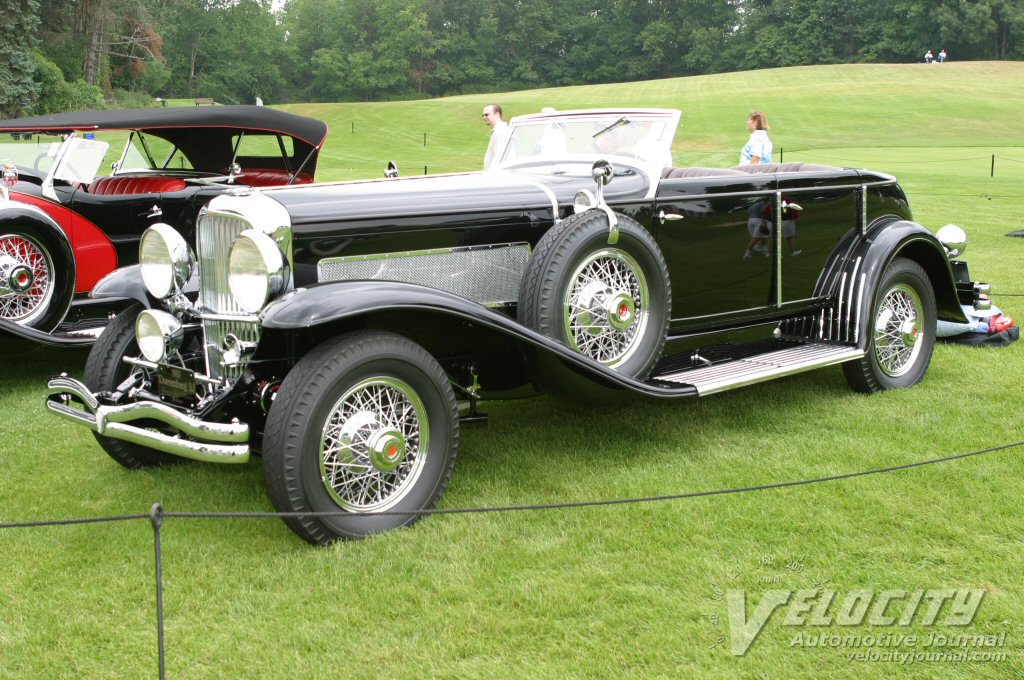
[[938, 48, 947, 63], [924, 49, 934, 63], [482, 103, 508, 170], [739, 111, 772, 165]]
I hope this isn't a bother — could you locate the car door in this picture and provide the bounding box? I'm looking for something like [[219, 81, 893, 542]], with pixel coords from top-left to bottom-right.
[[774, 168, 862, 308], [654, 172, 777, 330]]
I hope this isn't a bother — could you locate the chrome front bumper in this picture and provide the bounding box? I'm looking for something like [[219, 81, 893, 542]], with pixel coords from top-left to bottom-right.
[[46, 376, 251, 463]]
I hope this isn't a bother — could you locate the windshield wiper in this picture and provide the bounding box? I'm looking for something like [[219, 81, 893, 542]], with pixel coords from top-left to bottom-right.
[[592, 116, 630, 139]]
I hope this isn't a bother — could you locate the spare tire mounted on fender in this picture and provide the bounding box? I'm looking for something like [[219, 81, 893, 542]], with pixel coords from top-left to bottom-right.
[[518, 210, 671, 379]]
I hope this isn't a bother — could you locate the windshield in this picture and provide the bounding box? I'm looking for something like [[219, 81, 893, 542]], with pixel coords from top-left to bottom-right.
[[0, 133, 65, 175], [498, 111, 677, 169]]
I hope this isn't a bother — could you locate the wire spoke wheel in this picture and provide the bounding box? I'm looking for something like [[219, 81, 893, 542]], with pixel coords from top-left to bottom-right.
[[0, 233, 54, 324], [320, 377, 429, 512], [563, 248, 650, 367], [873, 283, 924, 377]]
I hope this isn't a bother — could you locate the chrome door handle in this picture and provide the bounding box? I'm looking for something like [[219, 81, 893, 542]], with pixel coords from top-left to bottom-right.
[[781, 201, 802, 211], [146, 205, 163, 219], [659, 210, 684, 224]]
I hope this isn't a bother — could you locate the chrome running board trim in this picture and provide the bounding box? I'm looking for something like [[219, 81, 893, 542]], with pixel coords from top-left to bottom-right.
[[655, 343, 864, 396], [46, 376, 250, 463]]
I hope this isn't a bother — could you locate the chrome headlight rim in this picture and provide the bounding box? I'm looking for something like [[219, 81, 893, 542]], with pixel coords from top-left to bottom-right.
[[227, 229, 288, 314], [135, 308, 184, 363], [140, 223, 194, 299]]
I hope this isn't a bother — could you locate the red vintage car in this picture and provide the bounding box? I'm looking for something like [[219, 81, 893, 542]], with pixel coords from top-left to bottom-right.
[[0, 105, 327, 345]]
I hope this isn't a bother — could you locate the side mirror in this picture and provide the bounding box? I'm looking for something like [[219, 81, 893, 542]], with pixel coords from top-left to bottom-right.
[[591, 159, 613, 186], [385, 161, 399, 179]]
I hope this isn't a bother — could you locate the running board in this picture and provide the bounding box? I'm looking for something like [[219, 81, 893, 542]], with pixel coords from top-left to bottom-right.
[[654, 343, 864, 396]]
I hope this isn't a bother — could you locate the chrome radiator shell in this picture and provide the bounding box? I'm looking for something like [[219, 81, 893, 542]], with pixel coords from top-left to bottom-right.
[[195, 191, 292, 379]]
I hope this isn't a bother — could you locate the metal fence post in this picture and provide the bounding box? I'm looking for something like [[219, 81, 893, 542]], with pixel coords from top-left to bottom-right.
[[150, 503, 166, 680], [992, 154, 995, 177]]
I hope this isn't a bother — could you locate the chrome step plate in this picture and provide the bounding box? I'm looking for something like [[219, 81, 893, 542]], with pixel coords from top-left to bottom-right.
[[655, 343, 864, 396]]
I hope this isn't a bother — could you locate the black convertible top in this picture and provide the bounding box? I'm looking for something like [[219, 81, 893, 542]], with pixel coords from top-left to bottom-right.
[[0, 105, 328, 147], [0, 106, 328, 177]]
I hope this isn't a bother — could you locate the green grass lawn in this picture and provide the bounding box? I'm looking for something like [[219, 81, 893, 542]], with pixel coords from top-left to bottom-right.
[[2, 62, 1023, 678]]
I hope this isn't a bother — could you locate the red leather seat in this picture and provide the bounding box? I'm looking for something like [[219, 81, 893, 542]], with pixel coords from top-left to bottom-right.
[[235, 169, 313, 187], [89, 176, 187, 195]]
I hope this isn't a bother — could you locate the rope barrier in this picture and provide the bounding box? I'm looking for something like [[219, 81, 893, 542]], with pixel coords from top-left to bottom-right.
[[1, 438, 1020, 679]]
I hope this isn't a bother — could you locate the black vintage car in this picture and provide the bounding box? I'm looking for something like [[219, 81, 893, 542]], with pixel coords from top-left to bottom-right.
[[0, 106, 327, 345], [46, 108, 976, 544]]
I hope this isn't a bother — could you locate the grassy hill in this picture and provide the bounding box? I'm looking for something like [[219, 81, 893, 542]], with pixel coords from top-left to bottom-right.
[[3, 63, 1024, 678], [273, 61, 1024, 179]]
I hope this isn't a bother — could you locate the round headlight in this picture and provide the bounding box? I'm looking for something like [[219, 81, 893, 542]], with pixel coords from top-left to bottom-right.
[[135, 309, 184, 363], [227, 230, 287, 313], [140, 223, 194, 299]]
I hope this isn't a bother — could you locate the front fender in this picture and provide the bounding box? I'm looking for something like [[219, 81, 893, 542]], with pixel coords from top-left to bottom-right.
[[91, 264, 199, 308], [260, 280, 696, 400]]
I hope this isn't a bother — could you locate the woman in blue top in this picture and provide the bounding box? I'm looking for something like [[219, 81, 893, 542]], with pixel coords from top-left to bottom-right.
[[740, 111, 772, 165]]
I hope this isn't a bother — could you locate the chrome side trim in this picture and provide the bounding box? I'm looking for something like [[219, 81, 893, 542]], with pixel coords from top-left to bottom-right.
[[656, 343, 864, 396], [860, 185, 868, 236], [664, 179, 898, 203], [45, 376, 250, 463], [775, 191, 783, 307]]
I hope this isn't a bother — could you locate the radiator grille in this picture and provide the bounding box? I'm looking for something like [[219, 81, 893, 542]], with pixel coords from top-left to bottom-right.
[[317, 243, 531, 306], [196, 211, 261, 379]]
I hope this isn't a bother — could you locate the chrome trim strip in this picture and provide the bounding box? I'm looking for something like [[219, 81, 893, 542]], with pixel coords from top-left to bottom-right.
[[855, 271, 866, 343], [860, 185, 868, 236], [657, 343, 864, 396], [846, 257, 862, 343], [665, 179, 896, 203], [775, 192, 783, 307], [46, 376, 250, 463], [318, 242, 530, 265], [198, 312, 261, 323]]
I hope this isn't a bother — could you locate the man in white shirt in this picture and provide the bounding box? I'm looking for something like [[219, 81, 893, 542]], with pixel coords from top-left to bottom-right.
[[482, 104, 509, 170]]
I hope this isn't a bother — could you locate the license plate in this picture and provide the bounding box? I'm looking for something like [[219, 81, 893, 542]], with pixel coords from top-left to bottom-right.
[[158, 364, 196, 398]]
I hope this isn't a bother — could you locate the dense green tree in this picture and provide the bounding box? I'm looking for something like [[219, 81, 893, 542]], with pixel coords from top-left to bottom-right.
[[0, 0, 41, 117]]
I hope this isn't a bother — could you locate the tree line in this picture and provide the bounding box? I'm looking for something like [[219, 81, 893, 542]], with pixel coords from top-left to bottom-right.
[[2, 0, 1022, 117]]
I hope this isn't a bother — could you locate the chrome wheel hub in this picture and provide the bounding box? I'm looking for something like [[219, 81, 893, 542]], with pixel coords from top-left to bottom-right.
[[873, 283, 924, 377], [320, 377, 428, 512], [564, 249, 649, 367], [0, 234, 53, 322]]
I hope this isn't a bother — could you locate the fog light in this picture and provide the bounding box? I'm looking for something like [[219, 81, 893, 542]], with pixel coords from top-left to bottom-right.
[[135, 309, 184, 363]]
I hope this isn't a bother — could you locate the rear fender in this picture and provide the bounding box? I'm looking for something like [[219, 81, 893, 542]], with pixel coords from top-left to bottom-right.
[[839, 221, 966, 349]]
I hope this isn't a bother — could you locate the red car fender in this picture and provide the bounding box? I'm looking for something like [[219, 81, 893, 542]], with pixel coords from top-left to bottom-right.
[[9, 192, 117, 293]]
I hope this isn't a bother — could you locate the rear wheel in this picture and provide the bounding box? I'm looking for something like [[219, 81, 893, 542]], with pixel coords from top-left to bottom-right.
[[262, 331, 459, 544], [83, 303, 181, 468], [843, 258, 936, 392]]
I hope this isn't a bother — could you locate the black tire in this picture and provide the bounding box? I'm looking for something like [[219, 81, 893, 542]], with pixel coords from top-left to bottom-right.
[[518, 210, 670, 378], [262, 331, 459, 544], [83, 303, 181, 468], [0, 227, 74, 332], [843, 257, 937, 393]]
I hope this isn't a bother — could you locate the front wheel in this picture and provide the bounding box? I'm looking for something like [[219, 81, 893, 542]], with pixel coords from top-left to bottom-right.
[[262, 331, 459, 544], [843, 257, 937, 392], [0, 229, 73, 332], [82, 303, 182, 468]]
